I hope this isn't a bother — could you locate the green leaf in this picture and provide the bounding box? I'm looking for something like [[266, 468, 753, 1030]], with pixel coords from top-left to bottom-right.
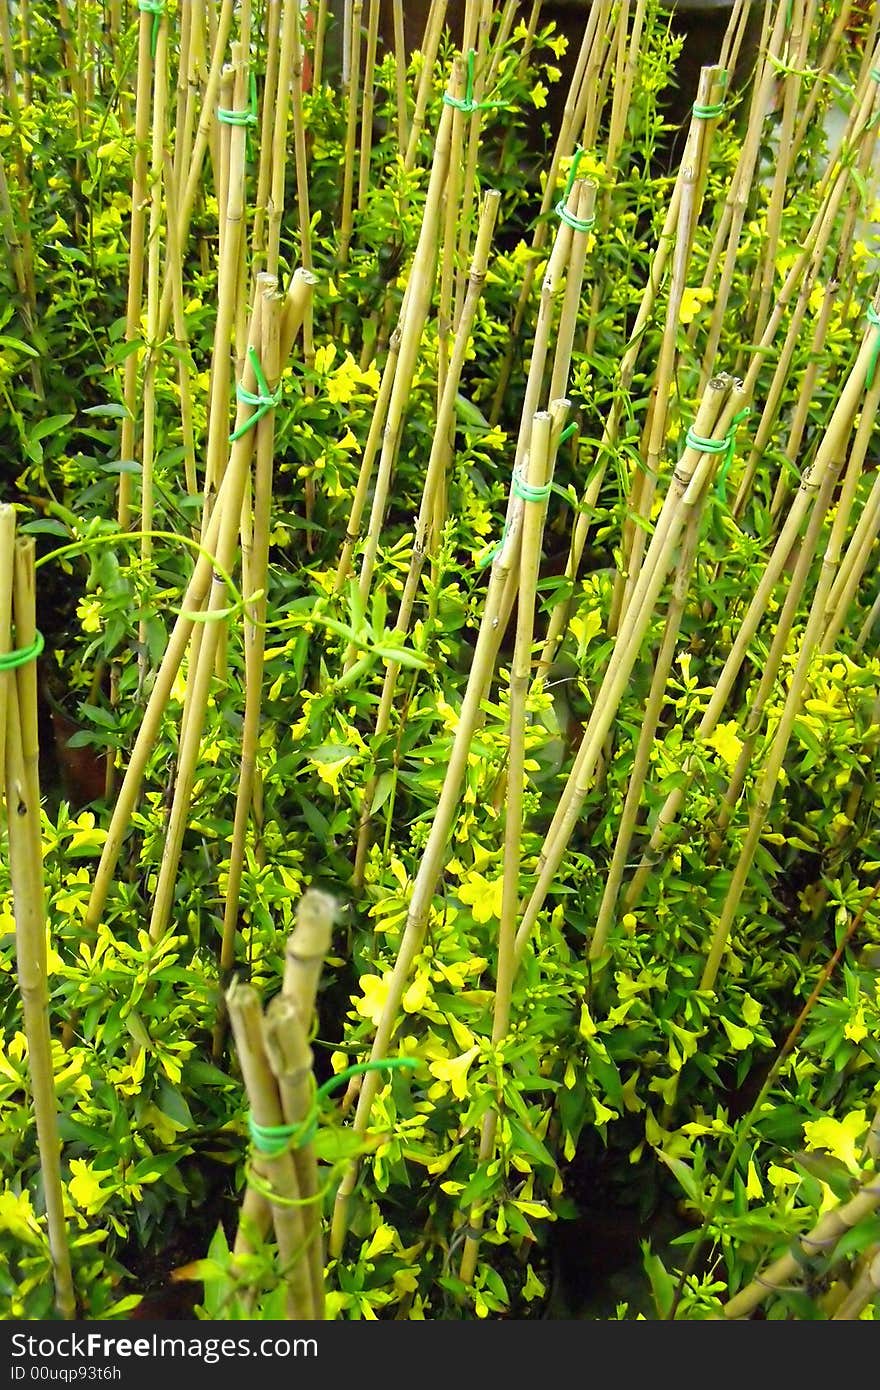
[[157, 1081, 195, 1131], [81, 703, 118, 729], [507, 1116, 557, 1172], [654, 1150, 700, 1205], [0, 334, 39, 358], [82, 402, 131, 419], [642, 1244, 675, 1318]]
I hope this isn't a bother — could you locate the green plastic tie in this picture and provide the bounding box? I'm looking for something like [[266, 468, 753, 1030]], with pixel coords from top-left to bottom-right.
[[871, 69, 880, 83], [217, 73, 258, 159], [513, 473, 552, 504], [692, 98, 725, 119], [865, 305, 880, 390], [685, 406, 751, 501], [250, 1111, 318, 1156], [559, 422, 578, 445], [248, 1057, 420, 1156], [476, 468, 553, 570], [443, 48, 510, 114], [556, 146, 597, 234], [229, 345, 282, 443], [0, 629, 45, 672], [137, 0, 164, 59]]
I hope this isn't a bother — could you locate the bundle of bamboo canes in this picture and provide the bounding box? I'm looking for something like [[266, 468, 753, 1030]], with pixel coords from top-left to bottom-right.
[[227, 886, 336, 1320]]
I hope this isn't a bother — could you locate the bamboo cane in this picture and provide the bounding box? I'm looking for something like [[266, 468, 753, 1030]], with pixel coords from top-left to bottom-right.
[[149, 284, 281, 945], [612, 65, 724, 637], [116, 1, 155, 533], [750, 0, 815, 347], [138, 3, 169, 687], [391, 0, 409, 150], [227, 981, 314, 1319], [450, 0, 497, 328], [537, 64, 726, 675], [263, 997, 324, 1319], [488, 3, 603, 425], [459, 405, 558, 1287], [625, 301, 880, 913], [356, 0, 381, 212], [83, 273, 312, 939], [769, 274, 839, 521], [3, 531, 75, 1320], [336, 0, 363, 281], [217, 269, 318, 1039], [702, 415, 880, 987], [204, 48, 250, 506], [353, 190, 501, 885], [437, 56, 467, 410], [329, 448, 540, 1256], [276, 887, 336, 1320], [714, 457, 842, 846], [156, 0, 236, 349], [342, 86, 455, 653], [514, 375, 739, 970], [403, 0, 449, 172], [310, 0, 327, 91], [251, 0, 282, 271], [589, 502, 706, 960]]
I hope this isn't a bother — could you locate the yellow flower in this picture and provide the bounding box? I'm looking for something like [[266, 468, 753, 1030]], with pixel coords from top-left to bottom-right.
[[678, 286, 713, 325], [844, 1006, 868, 1044], [428, 1044, 480, 1100], [354, 973, 391, 1026], [325, 353, 365, 405], [68, 1159, 116, 1215], [402, 969, 431, 1013], [310, 750, 354, 794], [0, 1189, 43, 1246], [746, 1159, 763, 1200], [803, 1110, 869, 1177], [719, 1016, 753, 1050], [593, 1097, 618, 1125], [458, 872, 503, 923], [362, 1224, 396, 1260], [705, 721, 744, 768], [530, 81, 548, 109], [76, 596, 103, 634]]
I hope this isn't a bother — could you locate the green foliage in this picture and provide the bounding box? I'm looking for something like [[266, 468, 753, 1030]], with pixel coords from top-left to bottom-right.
[[1, 0, 879, 1324]]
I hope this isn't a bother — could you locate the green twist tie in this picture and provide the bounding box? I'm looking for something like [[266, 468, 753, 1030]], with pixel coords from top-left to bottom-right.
[[217, 73, 258, 159], [137, 0, 164, 59], [871, 69, 880, 83], [556, 147, 596, 233], [229, 345, 282, 443], [476, 468, 552, 570], [443, 49, 510, 114], [0, 629, 45, 672], [865, 305, 880, 390], [248, 1057, 420, 1156], [514, 474, 552, 504], [559, 422, 578, 445], [692, 99, 725, 119], [685, 406, 751, 501]]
